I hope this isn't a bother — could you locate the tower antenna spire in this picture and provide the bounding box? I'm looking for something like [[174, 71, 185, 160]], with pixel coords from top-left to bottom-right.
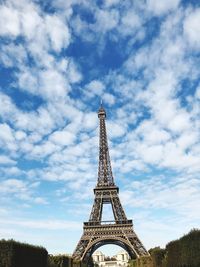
[[100, 98, 103, 108]]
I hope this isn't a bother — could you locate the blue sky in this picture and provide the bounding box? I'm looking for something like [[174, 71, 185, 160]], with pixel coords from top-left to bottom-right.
[[0, 0, 200, 256]]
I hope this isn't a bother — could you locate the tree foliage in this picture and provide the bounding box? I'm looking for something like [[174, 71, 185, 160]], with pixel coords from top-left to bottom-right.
[[48, 255, 89, 267], [149, 247, 166, 267]]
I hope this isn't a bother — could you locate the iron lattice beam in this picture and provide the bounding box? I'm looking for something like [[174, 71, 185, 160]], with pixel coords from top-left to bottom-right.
[[98, 107, 114, 187]]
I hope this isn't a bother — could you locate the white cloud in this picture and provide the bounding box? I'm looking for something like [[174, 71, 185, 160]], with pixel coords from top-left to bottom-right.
[[0, 218, 81, 230], [115, 158, 147, 173], [0, 123, 14, 143], [82, 112, 98, 131], [15, 131, 27, 141], [94, 9, 119, 33], [184, 8, 200, 50], [120, 10, 141, 36], [0, 1, 71, 53], [20, 4, 42, 40], [0, 123, 17, 152], [50, 130, 76, 146], [45, 15, 71, 52], [0, 179, 28, 194], [30, 141, 57, 158], [195, 84, 200, 99], [18, 68, 70, 100], [39, 69, 69, 99], [0, 166, 22, 176], [168, 112, 191, 133], [103, 93, 115, 105], [147, 0, 181, 16], [176, 131, 198, 150], [136, 120, 171, 145], [0, 0, 76, 108], [34, 197, 48, 205], [107, 121, 126, 138], [0, 5, 21, 37], [85, 80, 105, 98], [0, 156, 16, 165], [137, 144, 163, 165], [121, 174, 200, 220], [67, 60, 82, 83], [103, 0, 120, 8], [0, 44, 27, 68], [0, 178, 49, 205]]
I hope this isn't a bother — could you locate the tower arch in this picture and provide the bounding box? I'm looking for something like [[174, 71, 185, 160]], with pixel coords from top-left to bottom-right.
[[82, 236, 138, 261]]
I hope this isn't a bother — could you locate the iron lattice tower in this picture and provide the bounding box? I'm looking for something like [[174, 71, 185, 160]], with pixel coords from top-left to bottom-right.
[[72, 106, 149, 263]]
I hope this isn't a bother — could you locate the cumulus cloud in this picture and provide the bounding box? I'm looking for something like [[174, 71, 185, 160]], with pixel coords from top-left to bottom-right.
[[85, 80, 105, 98], [0, 5, 21, 37], [0, 156, 16, 165], [147, 0, 181, 16], [107, 121, 126, 138], [50, 130, 76, 146], [0, 178, 49, 205], [45, 15, 71, 52], [120, 10, 142, 36], [184, 8, 200, 50], [82, 112, 98, 131], [103, 93, 115, 105], [0, 217, 81, 230], [0, 44, 27, 67], [121, 174, 200, 220], [94, 9, 119, 33], [0, 1, 71, 52], [0, 179, 27, 194]]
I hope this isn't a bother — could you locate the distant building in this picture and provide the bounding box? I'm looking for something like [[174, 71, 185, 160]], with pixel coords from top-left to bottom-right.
[[92, 250, 129, 267]]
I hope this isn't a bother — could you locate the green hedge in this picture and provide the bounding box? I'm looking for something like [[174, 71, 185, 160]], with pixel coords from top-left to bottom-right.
[[128, 256, 153, 267], [149, 247, 165, 267], [0, 239, 48, 267], [165, 229, 200, 267], [149, 229, 200, 267], [48, 255, 88, 267], [128, 229, 200, 267], [48, 255, 73, 267]]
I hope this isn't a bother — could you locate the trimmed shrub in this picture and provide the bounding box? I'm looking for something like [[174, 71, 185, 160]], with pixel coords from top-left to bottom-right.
[[0, 239, 48, 267], [149, 247, 165, 267], [47, 255, 89, 267], [48, 255, 73, 267], [128, 259, 137, 267], [128, 256, 153, 267], [165, 229, 200, 267]]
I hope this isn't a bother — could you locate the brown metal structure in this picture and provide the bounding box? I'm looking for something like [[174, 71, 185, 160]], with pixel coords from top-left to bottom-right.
[[72, 105, 149, 263]]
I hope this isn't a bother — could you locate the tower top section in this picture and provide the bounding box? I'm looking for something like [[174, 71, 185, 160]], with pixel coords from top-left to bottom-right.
[[97, 104, 115, 187], [98, 105, 106, 118]]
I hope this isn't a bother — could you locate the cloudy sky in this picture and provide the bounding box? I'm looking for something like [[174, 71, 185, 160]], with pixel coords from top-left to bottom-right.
[[0, 0, 200, 256]]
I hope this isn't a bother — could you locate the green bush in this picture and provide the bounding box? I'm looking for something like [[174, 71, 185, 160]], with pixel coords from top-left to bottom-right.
[[128, 259, 137, 267], [149, 247, 165, 267], [128, 256, 153, 267], [47, 255, 90, 267], [48, 255, 73, 267], [165, 229, 200, 267], [0, 239, 48, 267]]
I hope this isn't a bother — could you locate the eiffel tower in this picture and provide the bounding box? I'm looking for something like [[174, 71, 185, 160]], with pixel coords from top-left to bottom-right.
[[72, 105, 149, 263]]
